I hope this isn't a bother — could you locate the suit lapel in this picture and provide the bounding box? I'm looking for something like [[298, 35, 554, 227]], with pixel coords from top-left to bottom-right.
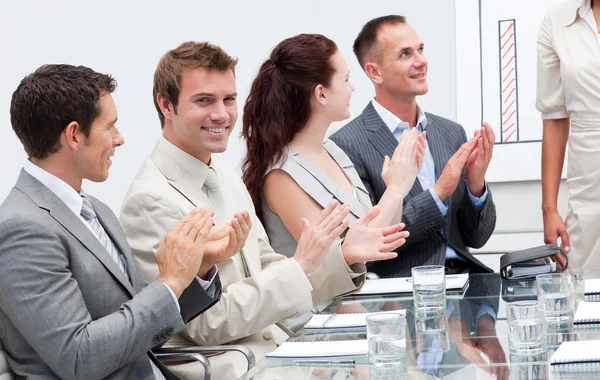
[[92, 198, 143, 293], [16, 171, 136, 297]]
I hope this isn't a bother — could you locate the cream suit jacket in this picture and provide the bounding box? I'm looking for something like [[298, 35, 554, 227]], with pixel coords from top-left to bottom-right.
[[120, 137, 366, 379]]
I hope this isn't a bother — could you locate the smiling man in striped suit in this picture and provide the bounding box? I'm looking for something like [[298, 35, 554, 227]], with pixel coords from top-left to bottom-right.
[[331, 15, 497, 277]]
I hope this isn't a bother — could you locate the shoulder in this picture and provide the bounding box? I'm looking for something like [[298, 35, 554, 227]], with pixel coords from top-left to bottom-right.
[[331, 114, 367, 141], [0, 193, 60, 243], [546, 0, 579, 19], [124, 157, 169, 199], [427, 112, 467, 139]]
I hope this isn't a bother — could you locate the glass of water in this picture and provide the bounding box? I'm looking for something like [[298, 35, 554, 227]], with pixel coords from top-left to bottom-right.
[[507, 300, 547, 355], [536, 273, 574, 330], [412, 265, 446, 315], [367, 312, 407, 377]]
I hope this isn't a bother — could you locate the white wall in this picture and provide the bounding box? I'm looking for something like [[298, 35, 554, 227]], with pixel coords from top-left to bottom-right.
[[0, 0, 564, 265], [0, 0, 457, 213]]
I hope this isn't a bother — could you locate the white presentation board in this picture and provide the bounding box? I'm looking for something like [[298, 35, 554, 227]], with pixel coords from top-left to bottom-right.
[[455, 0, 567, 182]]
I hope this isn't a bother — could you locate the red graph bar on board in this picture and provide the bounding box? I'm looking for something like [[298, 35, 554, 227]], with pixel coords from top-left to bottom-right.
[[499, 19, 518, 143]]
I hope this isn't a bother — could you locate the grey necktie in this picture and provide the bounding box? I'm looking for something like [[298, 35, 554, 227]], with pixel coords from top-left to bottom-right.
[[204, 168, 248, 275], [80, 193, 166, 380], [80, 193, 128, 276], [204, 167, 227, 224]]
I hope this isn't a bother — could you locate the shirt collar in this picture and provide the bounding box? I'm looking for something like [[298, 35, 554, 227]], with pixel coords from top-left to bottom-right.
[[371, 98, 427, 134], [157, 137, 212, 187], [22, 159, 83, 217], [565, 0, 591, 26]]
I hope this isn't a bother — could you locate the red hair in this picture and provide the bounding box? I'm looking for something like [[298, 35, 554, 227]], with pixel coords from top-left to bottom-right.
[[242, 34, 338, 222]]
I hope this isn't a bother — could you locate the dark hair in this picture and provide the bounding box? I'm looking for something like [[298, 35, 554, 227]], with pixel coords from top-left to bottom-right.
[[153, 41, 238, 128], [242, 33, 338, 222], [353, 15, 407, 68], [10, 64, 117, 159]]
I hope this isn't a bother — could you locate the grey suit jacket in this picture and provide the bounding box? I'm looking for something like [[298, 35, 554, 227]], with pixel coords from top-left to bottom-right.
[[0, 170, 221, 380], [330, 103, 496, 277]]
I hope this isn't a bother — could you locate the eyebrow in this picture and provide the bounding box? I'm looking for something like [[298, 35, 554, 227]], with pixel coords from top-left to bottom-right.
[[191, 92, 238, 98], [109, 117, 118, 126], [399, 43, 425, 54]]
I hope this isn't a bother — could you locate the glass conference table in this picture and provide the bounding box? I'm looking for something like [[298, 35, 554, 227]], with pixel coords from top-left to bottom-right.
[[239, 271, 600, 380]]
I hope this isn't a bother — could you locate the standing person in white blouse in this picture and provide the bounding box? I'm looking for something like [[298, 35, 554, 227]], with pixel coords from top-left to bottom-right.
[[538, 0, 600, 269]]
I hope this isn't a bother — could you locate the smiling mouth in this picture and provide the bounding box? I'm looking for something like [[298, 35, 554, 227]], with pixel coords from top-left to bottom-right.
[[201, 126, 228, 133], [411, 73, 426, 79]]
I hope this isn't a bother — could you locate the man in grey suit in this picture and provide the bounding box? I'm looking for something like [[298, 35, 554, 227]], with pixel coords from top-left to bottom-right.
[[331, 15, 497, 277], [0, 64, 223, 379]]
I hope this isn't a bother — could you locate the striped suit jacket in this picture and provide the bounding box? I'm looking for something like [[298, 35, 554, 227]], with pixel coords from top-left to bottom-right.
[[330, 102, 496, 278]]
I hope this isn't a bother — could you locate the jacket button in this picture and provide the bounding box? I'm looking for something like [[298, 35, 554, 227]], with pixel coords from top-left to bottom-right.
[[153, 336, 160, 344], [166, 327, 174, 335], [263, 330, 273, 340]]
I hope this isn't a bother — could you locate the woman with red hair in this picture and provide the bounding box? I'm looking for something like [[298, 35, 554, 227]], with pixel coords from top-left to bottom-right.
[[242, 33, 424, 258]]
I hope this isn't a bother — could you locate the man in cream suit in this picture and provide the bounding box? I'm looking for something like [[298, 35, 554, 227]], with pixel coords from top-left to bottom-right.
[[0, 64, 223, 379], [120, 41, 408, 379]]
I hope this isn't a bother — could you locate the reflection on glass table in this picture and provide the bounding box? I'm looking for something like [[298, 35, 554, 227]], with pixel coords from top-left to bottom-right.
[[239, 272, 600, 379]]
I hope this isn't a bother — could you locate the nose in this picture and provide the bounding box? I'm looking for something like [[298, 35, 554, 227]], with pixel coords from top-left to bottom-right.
[[350, 80, 356, 92], [414, 53, 427, 69], [209, 102, 230, 124], [113, 126, 125, 147]]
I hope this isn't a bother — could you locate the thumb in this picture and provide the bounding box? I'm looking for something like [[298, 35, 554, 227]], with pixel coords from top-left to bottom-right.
[[357, 205, 381, 226], [301, 218, 311, 231], [381, 156, 390, 174], [559, 228, 570, 253]]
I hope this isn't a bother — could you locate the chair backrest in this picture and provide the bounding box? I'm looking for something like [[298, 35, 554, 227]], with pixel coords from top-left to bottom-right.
[[0, 344, 14, 380]]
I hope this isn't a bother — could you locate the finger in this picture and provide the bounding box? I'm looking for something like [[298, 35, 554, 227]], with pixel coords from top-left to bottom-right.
[[316, 201, 338, 225], [356, 205, 381, 226], [324, 204, 350, 233], [381, 156, 390, 176], [232, 217, 244, 241], [383, 238, 407, 251], [458, 138, 478, 165], [483, 122, 496, 145], [369, 251, 398, 261], [379, 222, 406, 236], [481, 126, 490, 157], [383, 230, 410, 244], [236, 212, 251, 237], [301, 218, 311, 231], [228, 222, 239, 252], [181, 208, 208, 237], [331, 220, 350, 239], [559, 228, 570, 253], [172, 207, 203, 234], [196, 217, 214, 243]]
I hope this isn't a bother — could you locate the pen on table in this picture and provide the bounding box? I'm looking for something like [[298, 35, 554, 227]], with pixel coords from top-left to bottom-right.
[[321, 314, 337, 327], [404, 274, 462, 282], [293, 359, 355, 366]]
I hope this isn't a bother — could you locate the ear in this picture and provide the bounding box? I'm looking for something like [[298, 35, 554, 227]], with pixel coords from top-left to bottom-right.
[[62, 121, 83, 152], [365, 62, 383, 85], [313, 84, 327, 106], [156, 93, 176, 121]]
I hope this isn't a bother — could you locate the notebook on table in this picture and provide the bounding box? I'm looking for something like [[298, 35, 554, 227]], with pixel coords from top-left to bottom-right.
[[265, 340, 368, 358], [353, 273, 469, 297], [551, 340, 600, 371], [304, 310, 406, 329], [574, 301, 600, 324]]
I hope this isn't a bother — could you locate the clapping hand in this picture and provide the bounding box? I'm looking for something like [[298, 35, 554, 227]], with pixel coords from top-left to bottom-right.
[[198, 211, 252, 278], [381, 128, 426, 197], [341, 206, 409, 265]]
